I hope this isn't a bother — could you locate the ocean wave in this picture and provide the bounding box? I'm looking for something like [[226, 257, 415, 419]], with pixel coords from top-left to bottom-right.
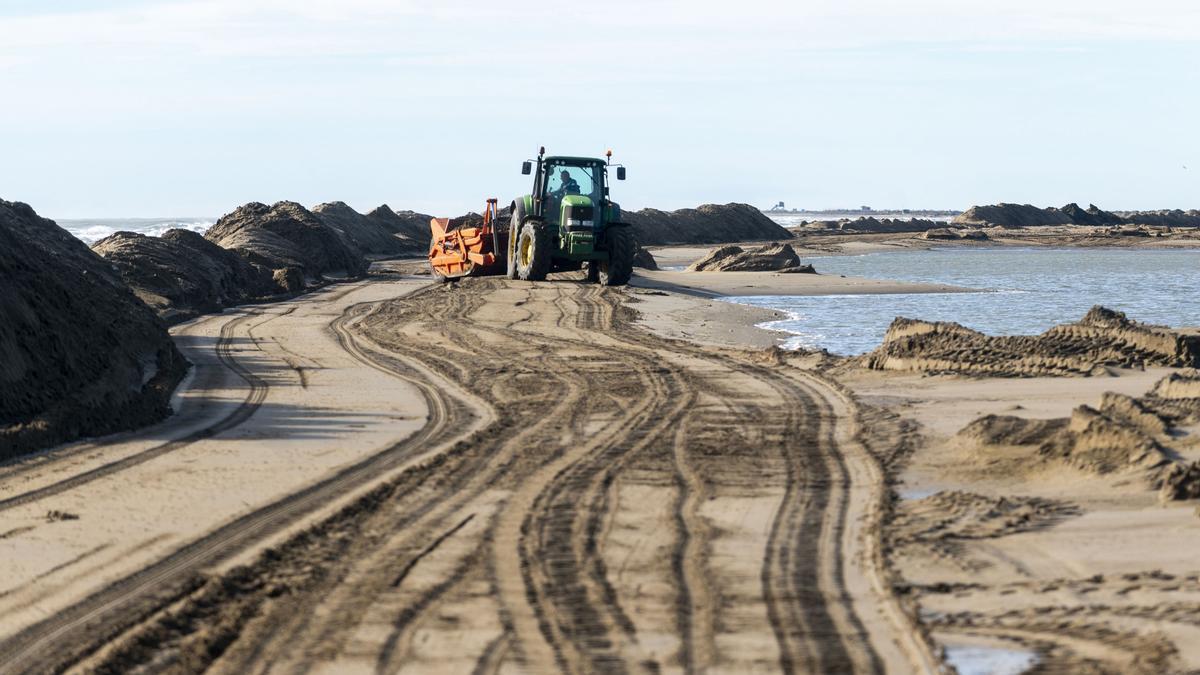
[[62, 220, 214, 245]]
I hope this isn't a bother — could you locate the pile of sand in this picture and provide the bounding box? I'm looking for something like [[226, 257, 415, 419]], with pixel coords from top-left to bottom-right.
[[955, 202, 1200, 229], [311, 201, 425, 257], [861, 307, 1200, 376], [1060, 202, 1125, 226], [383, 206, 440, 242], [686, 242, 811, 272], [632, 246, 658, 270], [97, 201, 395, 320], [918, 227, 989, 241], [955, 203, 1076, 228], [0, 200, 187, 459], [1119, 209, 1200, 228], [93, 228, 282, 323], [800, 217, 946, 234], [953, 371, 1200, 499], [205, 201, 369, 282], [624, 203, 792, 246]]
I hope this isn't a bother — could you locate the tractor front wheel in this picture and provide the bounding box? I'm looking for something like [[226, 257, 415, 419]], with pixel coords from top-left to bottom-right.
[[515, 222, 551, 281], [599, 227, 634, 286]]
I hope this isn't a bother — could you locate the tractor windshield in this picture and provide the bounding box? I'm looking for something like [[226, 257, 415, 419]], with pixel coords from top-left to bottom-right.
[[544, 161, 602, 224]]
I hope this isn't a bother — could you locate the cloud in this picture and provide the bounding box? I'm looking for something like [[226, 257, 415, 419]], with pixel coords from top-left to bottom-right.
[[2, 0, 1198, 62]]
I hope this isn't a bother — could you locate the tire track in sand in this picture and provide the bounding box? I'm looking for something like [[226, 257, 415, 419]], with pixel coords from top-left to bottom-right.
[[15, 277, 934, 674], [0, 303, 480, 675], [0, 310, 270, 513]]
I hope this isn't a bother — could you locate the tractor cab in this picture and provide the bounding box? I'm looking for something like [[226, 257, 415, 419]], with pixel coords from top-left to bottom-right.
[[536, 157, 603, 227]]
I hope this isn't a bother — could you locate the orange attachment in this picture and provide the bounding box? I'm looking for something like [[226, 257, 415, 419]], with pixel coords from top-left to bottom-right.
[[428, 198, 507, 280]]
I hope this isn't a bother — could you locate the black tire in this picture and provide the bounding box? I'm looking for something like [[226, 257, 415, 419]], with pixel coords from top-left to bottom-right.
[[585, 260, 600, 283], [599, 226, 634, 286], [506, 209, 521, 279], [515, 221, 551, 281]]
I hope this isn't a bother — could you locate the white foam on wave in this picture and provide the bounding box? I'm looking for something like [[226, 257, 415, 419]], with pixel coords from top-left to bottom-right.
[[718, 298, 822, 351], [62, 219, 214, 244]]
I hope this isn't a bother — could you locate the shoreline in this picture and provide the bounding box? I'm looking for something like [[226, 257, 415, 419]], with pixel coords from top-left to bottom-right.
[[787, 228, 1200, 256], [627, 244, 977, 350], [631, 268, 973, 297]]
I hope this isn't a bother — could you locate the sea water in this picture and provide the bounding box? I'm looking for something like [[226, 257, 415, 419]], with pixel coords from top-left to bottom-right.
[[943, 643, 1038, 675], [725, 248, 1200, 355], [58, 217, 215, 244]]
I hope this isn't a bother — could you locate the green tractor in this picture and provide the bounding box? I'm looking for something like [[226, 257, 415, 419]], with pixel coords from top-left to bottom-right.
[[506, 147, 635, 286]]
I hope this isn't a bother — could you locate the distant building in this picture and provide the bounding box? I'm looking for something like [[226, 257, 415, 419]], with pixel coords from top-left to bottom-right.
[[861, 205, 872, 212]]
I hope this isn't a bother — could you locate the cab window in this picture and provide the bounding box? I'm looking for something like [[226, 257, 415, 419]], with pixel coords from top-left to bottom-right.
[[546, 164, 597, 198]]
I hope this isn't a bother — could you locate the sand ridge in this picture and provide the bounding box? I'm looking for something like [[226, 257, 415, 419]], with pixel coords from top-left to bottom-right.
[[858, 306, 1200, 377]]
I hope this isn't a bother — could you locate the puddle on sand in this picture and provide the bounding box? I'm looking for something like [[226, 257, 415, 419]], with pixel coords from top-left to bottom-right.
[[944, 644, 1038, 675], [898, 487, 940, 500]]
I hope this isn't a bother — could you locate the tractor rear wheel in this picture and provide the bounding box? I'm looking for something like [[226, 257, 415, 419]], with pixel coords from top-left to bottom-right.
[[515, 222, 551, 281], [506, 211, 521, 279], [599, 226, 634, 286]]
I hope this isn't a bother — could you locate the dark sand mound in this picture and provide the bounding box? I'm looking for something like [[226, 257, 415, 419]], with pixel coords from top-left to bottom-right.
[[312, 201, 422, 256], [625, 203, 791, 246], [955, 202, 1200, 229], [919, 227, 989, 241], [687, 242, 809, 272], [803, 217, 946, 234], [383, 207, 438, 243], [633, 246, 658, 270], [1120, 209, 1200, 228], [953, 372, 1200, 499], [1061, 203, 1124, 226], [862, 307, 1200, 377], [0, 200, 187, 460], [954, 203, 1075, 228], [205, 201, 368, 281], [93, 229, 280, 322]]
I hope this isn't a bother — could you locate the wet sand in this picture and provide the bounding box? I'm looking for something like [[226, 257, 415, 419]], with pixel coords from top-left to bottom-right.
[[639, 244, 976, 297]]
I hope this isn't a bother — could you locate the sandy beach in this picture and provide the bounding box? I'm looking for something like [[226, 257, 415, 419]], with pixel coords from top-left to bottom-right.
[[2, 242, 1198, 674], [6, 1, 1197, 671]]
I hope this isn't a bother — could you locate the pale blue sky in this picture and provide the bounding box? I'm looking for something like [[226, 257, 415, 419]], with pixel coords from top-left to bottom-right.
[[1, 1, 1198, 218]]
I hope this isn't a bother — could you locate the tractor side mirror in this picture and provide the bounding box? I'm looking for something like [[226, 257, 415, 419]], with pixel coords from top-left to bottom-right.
[[616, 167, 626, 181], [521, 161, 532, 175]]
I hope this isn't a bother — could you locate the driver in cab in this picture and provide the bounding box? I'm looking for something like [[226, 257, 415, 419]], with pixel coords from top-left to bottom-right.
[[550, 170, 580, 198]]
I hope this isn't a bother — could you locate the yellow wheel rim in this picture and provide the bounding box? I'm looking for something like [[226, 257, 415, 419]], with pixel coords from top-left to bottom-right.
[[519, 234, 533, 268]]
